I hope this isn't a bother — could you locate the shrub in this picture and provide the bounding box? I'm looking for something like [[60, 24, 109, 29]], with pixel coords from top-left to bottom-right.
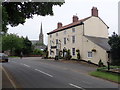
[[55, 55, 59, 60], [88, 60, 92, 64], [65, 49, 72, 60], [98, 59, 104, 67], [76, 49, 80, 52], [33, 49, 43, 55], [97, 67, 107, 71], [76, 49, 81, 60]]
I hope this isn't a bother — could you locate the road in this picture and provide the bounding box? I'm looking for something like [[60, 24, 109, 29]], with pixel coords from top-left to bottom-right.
[[2, 57, 119, 89]]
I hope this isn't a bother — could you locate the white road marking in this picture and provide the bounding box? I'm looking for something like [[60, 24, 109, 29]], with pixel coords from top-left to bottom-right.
[[12, 61, 30, 68], [20, 63, 30, 67], [20, 63, 24, 65], [23, 64, 30, 67], [2, 67, 17, 89], [35, 69, 53, 77], [11, 61, 17, 64], [69, 83, 85, 90]]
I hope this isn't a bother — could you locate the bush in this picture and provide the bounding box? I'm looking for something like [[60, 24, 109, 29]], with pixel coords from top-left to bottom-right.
[[76, 49, 80, 60], [65, 49, 72, 60], [76, 49, 80, 52], [98, 59, 104, 67], [88, 60, 92, 64], [55, 55, 59, 60], [97, 67, 107, 71], [97, 66, 120, 71], [33, 49, 43, 55], [43, 51, 49, 59]]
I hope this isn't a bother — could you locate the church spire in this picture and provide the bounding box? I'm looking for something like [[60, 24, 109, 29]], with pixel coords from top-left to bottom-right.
[[39, 22, 44, 44], [40, 22, 43, 34]]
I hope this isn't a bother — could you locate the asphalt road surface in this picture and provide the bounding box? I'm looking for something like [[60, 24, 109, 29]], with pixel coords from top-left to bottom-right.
[[2, 57, 119, 89]]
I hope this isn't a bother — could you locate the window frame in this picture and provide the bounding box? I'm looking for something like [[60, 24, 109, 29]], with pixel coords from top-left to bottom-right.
[[72, 27, 75, 32], [56, 39, 58, 45], [87, 51, 93, 58], [72, 48, 75, 56], [72, 36, 75, 43], [64, 38, 66, 45]]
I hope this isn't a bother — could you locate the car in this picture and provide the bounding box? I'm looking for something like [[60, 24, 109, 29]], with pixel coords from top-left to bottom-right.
[[0, 53, 9, 62]]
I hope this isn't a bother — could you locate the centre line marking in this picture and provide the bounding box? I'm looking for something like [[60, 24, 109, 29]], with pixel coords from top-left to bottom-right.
[[35, 69, 53, 77], [12, 61, 17, 64], [69, 83, 85, 90], [23, 64, 30, 67], [20, 63, 24, 65]]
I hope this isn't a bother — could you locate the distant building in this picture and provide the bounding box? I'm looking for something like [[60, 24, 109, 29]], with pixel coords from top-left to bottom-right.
[[47, 7, 111, 66], [31, 23, 46, 50]]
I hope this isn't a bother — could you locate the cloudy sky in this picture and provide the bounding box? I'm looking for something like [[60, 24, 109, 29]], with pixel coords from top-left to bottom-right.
[[8, 0, 119, 45]]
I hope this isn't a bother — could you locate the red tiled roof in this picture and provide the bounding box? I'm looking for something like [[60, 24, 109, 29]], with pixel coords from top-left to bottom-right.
[[47, 16, 91, 34]]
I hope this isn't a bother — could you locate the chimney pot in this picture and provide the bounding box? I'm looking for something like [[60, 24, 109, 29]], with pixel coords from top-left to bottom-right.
[[57, 22, 62, 28], [73, 15, 79, 22], [91, 7, 98, 17]]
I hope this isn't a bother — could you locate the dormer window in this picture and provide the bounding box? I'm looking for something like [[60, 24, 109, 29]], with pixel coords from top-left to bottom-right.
[[72, 27, 75, 32]]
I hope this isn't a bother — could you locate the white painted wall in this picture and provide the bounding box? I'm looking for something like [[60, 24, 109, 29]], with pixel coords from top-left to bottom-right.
[[84, 16, 108, 38], [48, 16, 109, 65]]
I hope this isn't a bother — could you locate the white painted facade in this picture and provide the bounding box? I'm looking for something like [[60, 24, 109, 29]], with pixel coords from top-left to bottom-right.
[[47, 7, 110, 66]]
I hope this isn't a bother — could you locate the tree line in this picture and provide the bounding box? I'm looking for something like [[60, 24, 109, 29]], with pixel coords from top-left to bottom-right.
[[2, 34, 33, 56]]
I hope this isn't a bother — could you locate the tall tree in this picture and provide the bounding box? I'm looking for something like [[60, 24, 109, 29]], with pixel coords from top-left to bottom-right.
[[2, 34, 33, 56], [2, 34, 23, 55], [2, 2, 64, 33], [22, 36, 32, 55], [108, 32, 120, 65]]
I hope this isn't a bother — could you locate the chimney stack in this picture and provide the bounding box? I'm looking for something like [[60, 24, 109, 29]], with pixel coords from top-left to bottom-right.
[[57, 22, 62, 28], [91, 7, 98, 17], [73, 15, 79, 23]]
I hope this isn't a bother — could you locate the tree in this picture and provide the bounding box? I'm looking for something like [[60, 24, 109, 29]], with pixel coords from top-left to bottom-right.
[[2, 34, 33, 56], [108, 32, 120, 65], [15, 36, 33, 56], [2, 34, 23, 55], [2, 2, 64, 33], [23, 37, 33, 55], [2, 6, 8, 33]]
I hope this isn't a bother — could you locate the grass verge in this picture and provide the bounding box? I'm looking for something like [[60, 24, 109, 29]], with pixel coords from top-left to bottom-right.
[[90, 71, 120, 83]]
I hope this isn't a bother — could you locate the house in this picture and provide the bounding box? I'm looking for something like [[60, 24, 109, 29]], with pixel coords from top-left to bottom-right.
[[47, 7, 111, 66]]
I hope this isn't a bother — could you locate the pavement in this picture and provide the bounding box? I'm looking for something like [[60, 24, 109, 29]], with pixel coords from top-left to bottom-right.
[[1, 57, 120, 89]]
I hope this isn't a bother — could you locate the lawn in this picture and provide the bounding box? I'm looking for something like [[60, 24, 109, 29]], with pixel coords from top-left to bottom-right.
[[90, 71, 120, 83]]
